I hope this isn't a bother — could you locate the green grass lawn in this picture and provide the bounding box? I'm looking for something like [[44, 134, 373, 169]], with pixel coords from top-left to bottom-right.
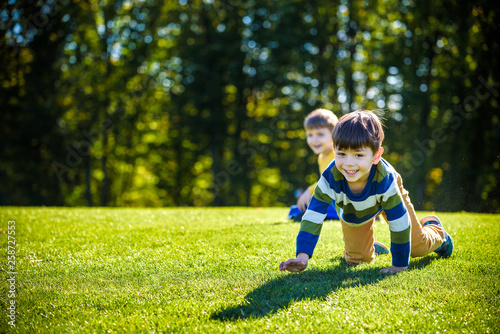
[[1, 207, 499, 333]]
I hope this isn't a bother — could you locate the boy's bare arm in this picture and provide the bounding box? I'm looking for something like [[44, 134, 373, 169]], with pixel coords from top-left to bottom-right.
[[279, 253, 310, 272], [297, 191, 312, 212]]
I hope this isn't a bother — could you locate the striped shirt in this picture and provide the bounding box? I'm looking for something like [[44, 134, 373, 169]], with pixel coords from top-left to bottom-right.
[[297, 158, 411, 267]]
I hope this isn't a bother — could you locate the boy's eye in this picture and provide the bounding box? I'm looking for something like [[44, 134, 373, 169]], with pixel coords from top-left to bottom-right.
[[356, 154, 364, 158]]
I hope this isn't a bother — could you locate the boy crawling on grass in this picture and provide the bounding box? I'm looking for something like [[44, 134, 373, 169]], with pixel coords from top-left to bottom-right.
[[279, 110, 454, 274]]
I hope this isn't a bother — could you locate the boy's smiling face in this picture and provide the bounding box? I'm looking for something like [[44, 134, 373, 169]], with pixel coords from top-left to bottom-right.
[[334, 146, 384, 192], [306, 127, 333, 155]]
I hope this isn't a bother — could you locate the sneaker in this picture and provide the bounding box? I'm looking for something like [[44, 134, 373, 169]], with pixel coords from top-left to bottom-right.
[[374, 241, 389, 255], [422, 215, 454, 258], [287, 205, 304, 222]]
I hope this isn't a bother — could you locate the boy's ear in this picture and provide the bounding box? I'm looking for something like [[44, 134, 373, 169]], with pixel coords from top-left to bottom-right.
[[372, 147, 384, 165]]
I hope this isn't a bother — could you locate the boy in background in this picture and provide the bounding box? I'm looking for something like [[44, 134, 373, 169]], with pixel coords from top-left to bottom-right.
[[281, 110, 453, 274], [289, 109, 339, 221]]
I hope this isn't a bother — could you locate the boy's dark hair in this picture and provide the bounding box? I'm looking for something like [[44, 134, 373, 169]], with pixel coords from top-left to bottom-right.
[[304, 109, 338, 132], [332, 110, 384, 153]]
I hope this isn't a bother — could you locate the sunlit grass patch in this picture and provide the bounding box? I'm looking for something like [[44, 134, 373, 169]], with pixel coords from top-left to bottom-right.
[[1, 208, 499, 333]]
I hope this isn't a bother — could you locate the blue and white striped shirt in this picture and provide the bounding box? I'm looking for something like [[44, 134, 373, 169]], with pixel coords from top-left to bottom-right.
[[297, 158, 411, 267]]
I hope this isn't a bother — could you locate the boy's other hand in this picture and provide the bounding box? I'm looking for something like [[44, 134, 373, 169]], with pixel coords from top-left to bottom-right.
[[297, 191, 312, 212], [279, 259, 308, 272], [379, 266, 407, 274], [279, 253, 310, 272]]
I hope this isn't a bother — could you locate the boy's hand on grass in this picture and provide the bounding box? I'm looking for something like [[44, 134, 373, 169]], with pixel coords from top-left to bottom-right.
[[297, 191, 312, 212], [279, 259, 308, 272], [379, 266, 407, 274], [279, 253, 309, 272]]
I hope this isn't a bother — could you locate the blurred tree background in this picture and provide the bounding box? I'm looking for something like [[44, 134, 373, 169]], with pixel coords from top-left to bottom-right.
[[1, 0, 499, 212]]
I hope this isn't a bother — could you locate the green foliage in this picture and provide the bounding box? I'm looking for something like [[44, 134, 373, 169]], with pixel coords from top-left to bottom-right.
[[1, 207, 499, 333], [0, 1, 499, 211]]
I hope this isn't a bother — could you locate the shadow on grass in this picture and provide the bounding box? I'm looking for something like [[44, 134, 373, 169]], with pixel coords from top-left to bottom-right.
[[211, 255, 437, 321], [211, 258, 380, 321], [408, 254, 438, 269]]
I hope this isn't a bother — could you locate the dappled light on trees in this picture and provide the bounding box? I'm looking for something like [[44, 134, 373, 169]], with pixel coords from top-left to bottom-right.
[[1, 0, 498, 212]]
